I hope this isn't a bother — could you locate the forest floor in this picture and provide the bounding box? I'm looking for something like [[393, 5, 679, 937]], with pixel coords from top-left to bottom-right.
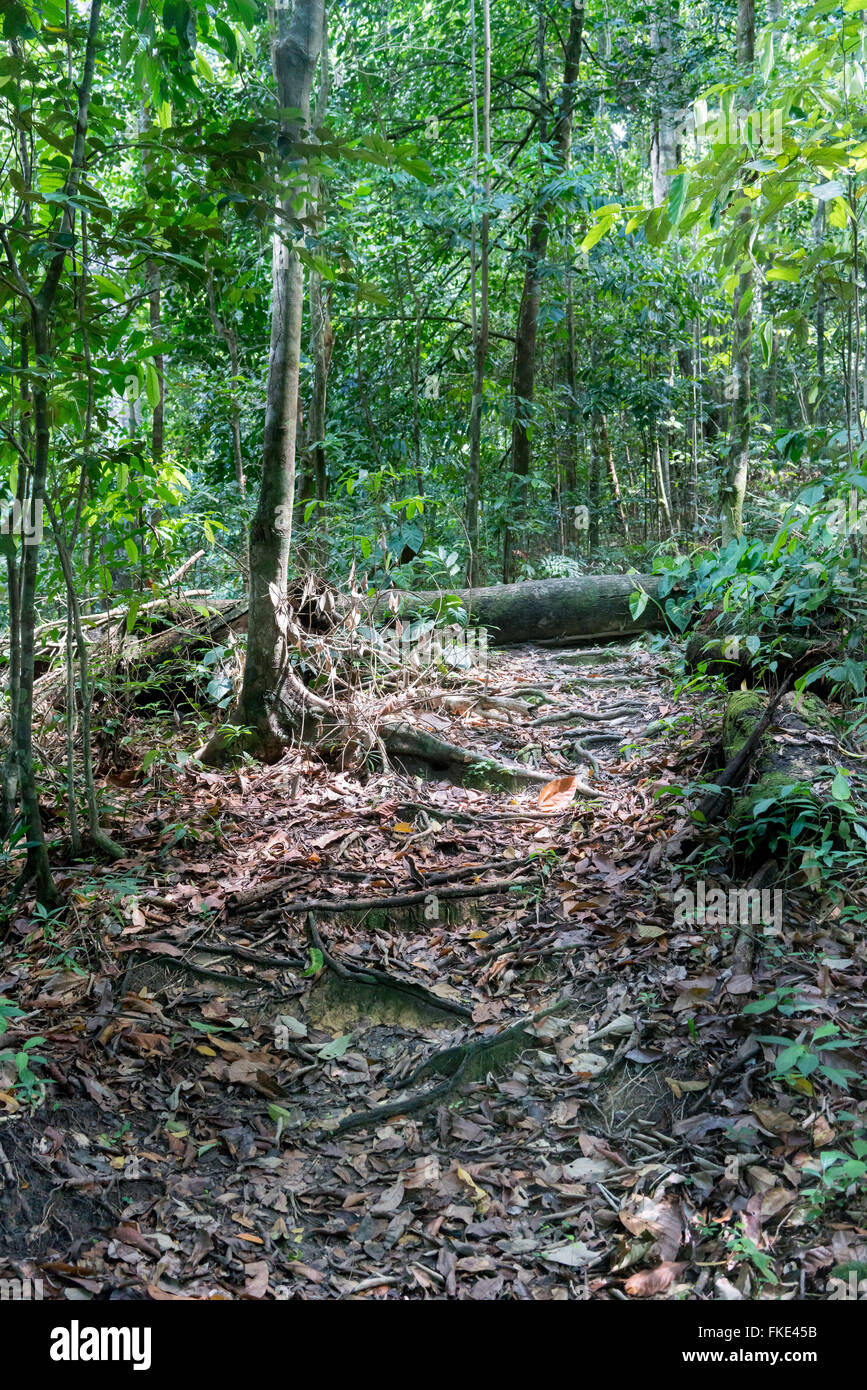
[[1, 638, 866, 1300]]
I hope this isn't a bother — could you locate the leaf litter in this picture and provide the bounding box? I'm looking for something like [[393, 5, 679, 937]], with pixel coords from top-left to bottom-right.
[[1, 638, 866, 1301]]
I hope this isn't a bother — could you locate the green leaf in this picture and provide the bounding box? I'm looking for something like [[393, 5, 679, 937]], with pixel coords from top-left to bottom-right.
[[831, 772, 851, 801], [774, 1043, 804, 1073], [303, 947, 324, 977], [667, 171, 690, 226], [767, 264, 801, 283], [580, 213, 616, 253], [145, 362, 161, 409], [629, 586, 649, 620]]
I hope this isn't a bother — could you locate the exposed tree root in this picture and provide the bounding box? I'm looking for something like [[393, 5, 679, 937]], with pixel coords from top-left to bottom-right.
[[306, 915, 473, 1020], [321, 995, 574, 1136], [531, 702, 640, 727]]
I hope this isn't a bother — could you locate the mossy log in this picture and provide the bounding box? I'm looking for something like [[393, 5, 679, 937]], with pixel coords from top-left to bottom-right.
[[721, 688, 839, 839], [367, 573, 667, 645], [686, 634, 830, 691]]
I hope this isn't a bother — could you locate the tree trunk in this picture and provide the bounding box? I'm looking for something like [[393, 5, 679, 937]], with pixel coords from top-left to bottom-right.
[[588, 413, 602, 547], [719, 0, 755, 545], [560, 222, 579, 548], [206, 0, 325, 762], [297, 25, 333, 543], [206, 262, 247, 498], [653, 433, 674, 537], [813, 203, 825, 426], [465, 0, 491, 586], [650, 7, 680, 207], [502, 3, 584, 581], [599, 412, 629, 540]]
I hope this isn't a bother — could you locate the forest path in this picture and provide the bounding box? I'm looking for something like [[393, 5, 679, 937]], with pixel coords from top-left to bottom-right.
[[0, 639, 853, 1299]]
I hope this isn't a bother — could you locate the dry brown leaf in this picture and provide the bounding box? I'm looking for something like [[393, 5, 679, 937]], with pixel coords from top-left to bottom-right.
[[538, 776, 581, 813], [624, 1261, 685, 1297]]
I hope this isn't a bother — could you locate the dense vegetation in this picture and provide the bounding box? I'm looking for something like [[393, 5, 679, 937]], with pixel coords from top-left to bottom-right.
[[2, 0, 867, 1315]]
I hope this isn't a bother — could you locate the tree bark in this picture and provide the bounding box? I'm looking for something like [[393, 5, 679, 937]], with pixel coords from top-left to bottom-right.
[[206, 262, 246, 498], [465, 0, 491, 586], [599, 412, 629, 540], [363, 573, 667, 645], [650, 6, 681, 207], [297, 23, 333, 541], [205, 0, 325, 762], [502, 3, 584, 581], [719, 0, 755, 545]]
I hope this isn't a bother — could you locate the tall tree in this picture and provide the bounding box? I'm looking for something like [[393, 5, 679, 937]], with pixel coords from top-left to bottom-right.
[[206, 0, 325, 760], [649, 3, 681, 208], [502, 1, 584, 582], [719, 0, 755, 545], [465, 0, 491, 586]]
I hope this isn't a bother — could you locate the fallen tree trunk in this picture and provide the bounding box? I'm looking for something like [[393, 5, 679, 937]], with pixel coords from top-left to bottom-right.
[[685, 634, 830, 690], [189, 574, 665, 770], [86, 575, 663, 683], [364, 573, 666, 645], [720, 687, 842, 844]]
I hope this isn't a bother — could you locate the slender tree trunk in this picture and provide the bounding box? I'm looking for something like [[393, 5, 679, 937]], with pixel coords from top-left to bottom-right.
[[147, 259, 164, 466], [204, 0, 324, 762], [502, 3, 584, 581], [599, 412, 629, 540], [48, 508, 125, 859], [308, 272, 333, 506], [654, 433, 675, 537], [206, 264, 246, 498], [2, 57, 30, 842], [297, 26, 333, 549], [560, 222, 579, 549], [588, 414, 601, 548], [1, 327, 27, 840], [719, 0, 755, 546], [465, 0, 491, 586], [813, 203, 826, 426], [650, 5, 680, 207], [4, 0, 102, 902]]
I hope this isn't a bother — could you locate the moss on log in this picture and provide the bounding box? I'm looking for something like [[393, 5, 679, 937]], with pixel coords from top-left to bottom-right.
[[721, 688, 839, 844], [686, 634, 829, 691], [365, 573, 667, 645]]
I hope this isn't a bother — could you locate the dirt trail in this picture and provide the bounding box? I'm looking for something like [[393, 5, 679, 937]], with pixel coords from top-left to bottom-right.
[[0, 639, 861, 1300]]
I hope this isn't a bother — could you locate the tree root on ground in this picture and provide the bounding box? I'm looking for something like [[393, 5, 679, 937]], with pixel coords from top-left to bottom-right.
[[531, 703, 641, 726], [306, 914, 473, 1020], [320, 995, 575, 1136]]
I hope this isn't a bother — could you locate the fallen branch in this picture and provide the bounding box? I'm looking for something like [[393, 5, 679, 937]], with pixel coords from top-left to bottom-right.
[[697, 673, 794, 825], [229, 874, 540, 915]]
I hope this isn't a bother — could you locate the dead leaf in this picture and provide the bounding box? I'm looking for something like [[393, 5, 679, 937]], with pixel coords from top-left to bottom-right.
[[624, 1261, 684, 1297], [244, 1261, 270, 1298], [538, 776, 581, 813]]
